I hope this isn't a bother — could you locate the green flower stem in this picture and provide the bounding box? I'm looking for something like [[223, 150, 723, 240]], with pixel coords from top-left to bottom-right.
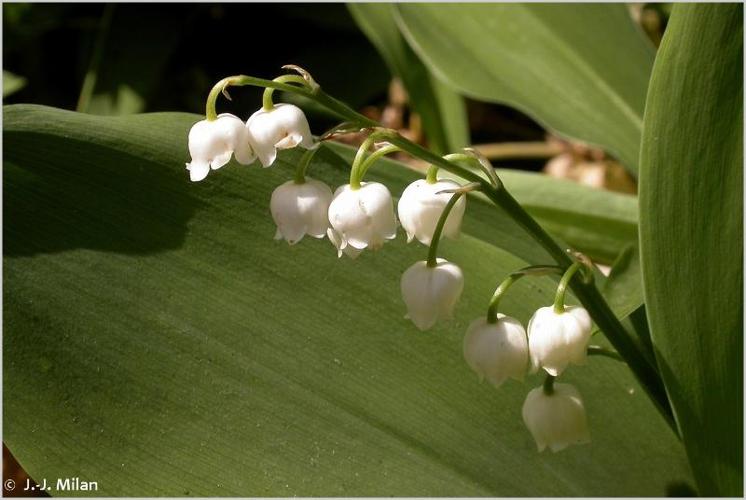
[[425, 165, 439, 184], [553, 261, 583, 314], [205, 74, 333, 122], [205, 77, 231, 121], [427, 153, 472, 184], [349, 135, 378, 190], [358, 145, 402, 180], [202, 75, 677, 435], [543, 374, 556, 396], [426, 191, 466, 268], [426, 152, 499, 186], [294, 147, 319, 184], [262, 75, 309, 111], [486, 265, 563, 323], [76, 4, 115, 113], [587, 345, 624, 362]]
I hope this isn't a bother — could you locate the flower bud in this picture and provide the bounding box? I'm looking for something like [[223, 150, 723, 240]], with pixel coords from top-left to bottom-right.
[[270, 178, 333, 245], [327, 182, 397, 255], [400, 259, 464, 331], [522, 382, 591, 452], [527, 306, 592, 376], [186, 113, 255, 182], [397, 179, 466, 245], [463, 315, 528, 387], [246, 104, 314, 167]]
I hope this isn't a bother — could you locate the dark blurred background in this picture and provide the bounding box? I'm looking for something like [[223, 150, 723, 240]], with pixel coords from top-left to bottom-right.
[[3, 3, 555, 142]]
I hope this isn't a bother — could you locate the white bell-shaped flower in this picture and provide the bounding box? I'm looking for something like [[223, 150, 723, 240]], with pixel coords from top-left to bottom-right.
[[522, 382, 591, 452], [246, 103, 314, 167], [327, 182, 397, 255], [186, 113, 255, 182], [527, 306, 592, 376], [400, 259, 464, 331], [463, 315, 529, 388], [270, 178, 333, 245], [397, 179, 466, 245]]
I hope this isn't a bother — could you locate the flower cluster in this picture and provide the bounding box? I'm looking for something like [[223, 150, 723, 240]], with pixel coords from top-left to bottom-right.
[[186, 103, 313, 182], [462, 301, 592, 452], [187, 69, 600, 455]]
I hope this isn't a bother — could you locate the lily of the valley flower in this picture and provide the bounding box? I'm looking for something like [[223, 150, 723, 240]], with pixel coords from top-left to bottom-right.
[[400, 259, 464, 331], [397, 179, 466, 245], [463, 315, 528, 388], [270, 178, 333, 245], [522, 382, 591, 452], [527, 306, 592, 376], [186, 113, 255, 182], [327, 182, 397, 257], [246, 103, 314, 167]]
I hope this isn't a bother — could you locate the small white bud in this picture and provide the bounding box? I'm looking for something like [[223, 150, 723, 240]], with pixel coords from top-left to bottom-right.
[[397, 179, 466, 245], [527, 306, 592, 376], [522, 382, 591, 452], [246, 104, 314, 167], [400, 259, 464, 331], [186, 113, 255, 182], [327, 182, 397, 255], [270, 178, 333, 245], [463, 315, 528, 388]]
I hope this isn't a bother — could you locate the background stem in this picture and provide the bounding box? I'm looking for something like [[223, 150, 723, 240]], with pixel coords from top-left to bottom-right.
[[76, 4, 115, 113]]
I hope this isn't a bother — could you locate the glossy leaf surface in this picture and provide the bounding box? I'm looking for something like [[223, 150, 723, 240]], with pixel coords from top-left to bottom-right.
[[638, 4, 743, 496], [395, 4, 654, 173]]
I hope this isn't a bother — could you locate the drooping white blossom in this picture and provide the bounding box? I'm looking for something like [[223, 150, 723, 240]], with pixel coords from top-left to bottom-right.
[[397, 179, 466, 246], [522, 382, 591, 452], [246, 104, 314, 167], [270, 178, 333, 245], [400, 259, 464, 331], [186, 113, 255, 182], [327, 182, 397, 256], [463, 315, 529, 388], [527, 305, 592, 376]]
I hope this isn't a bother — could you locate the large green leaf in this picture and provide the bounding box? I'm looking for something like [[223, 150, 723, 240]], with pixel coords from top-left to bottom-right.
[[4, 104, 689, 496], [395, 4, 655, 174], [348, 3, 469, 153], [638, 4, 743, 496]]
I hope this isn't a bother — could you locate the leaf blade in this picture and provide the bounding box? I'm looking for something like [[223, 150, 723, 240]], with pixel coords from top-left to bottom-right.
[[638, 4, 743, 495], [348, 3, 469, 153], [394, 4, 654, 173]]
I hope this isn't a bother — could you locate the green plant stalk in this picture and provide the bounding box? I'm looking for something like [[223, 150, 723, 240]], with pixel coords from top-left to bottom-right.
[[204, 75, 677, 434], [587, 345, 624, 362], [348, 135, 379, 189], [543, 374, 556, 395], [486, 265, 563, 323], [294, 147, 319, 184], [553, 261, 582, 313], [76, 4, 115, 113], [262, 75, 308, 111], [425, 191, 465, 268], [358, 145, 402, 180]]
